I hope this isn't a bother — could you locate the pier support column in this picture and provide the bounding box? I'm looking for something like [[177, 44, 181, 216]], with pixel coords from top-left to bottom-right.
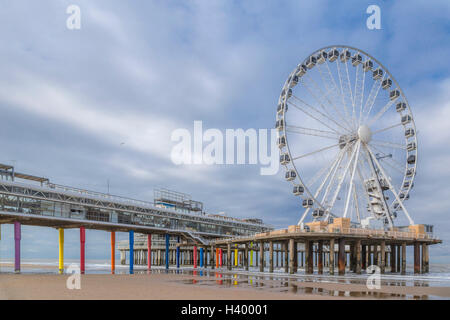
[[259, 241, 264, 272], [401, 242, 406, 275], [244, 243, 249, 271], [219, 248, 223, 267], [234, 245, 238, 267], [414, 242, 420, 274], [201, 247, 205, 267], [147, 234, 152, 270], [227, 244, 231, 271], [397, 245, 401, 273], [193, 245, 198, 269], [356, 240, 362, 274], [80, 227, 86, 274], [390, 244, 396, 273], [216, 248, 220, 269], [14, 222, 21, 273], [329, 239, 335, 275], [176, 236, 180, 269], [269, 241, 274, 273], [338, 238, 345, 275], [380, 241, 386, 274], [422, 243, 429, 274], [210, 246, 215, 269], [111, 232, 116, 273], [283, 241, 288, 273], [361, 245, 366, 270], [129, 230, 134, 274], [318, 241, 323, 275], [289, 239, 295, 274], [58, 228, 64, 274], [165, 234, 170, 270]]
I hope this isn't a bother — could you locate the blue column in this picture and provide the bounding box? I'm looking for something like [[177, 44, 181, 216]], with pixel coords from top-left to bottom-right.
[[129, 230, 134, 274], [200, 248, 204, 267], [165, 234, 170, 270], [176, 236, 180, 268]]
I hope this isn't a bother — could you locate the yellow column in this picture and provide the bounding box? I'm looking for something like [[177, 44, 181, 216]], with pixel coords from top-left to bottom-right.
[[58, 228, 64, 274], [234, 246, 238, 266]]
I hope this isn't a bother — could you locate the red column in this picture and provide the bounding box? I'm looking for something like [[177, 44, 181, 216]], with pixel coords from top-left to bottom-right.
[[80, 227, 86, 274], [193, 246, 198, 268], [147, 234, 152, 270]]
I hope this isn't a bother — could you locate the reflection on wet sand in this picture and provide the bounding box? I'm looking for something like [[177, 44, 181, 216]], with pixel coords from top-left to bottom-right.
[[165, 268, 438, 300]]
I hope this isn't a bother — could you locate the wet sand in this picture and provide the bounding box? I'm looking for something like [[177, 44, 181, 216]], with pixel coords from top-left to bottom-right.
[[1, 270, 450, 300]]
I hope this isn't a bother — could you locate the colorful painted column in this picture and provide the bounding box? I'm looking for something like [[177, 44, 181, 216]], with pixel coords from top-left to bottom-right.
[[199, 248, 204, 268], [234, 245, 238, 267], [14, 222, 21, 273], [147, 234, 152, 270], [80, 227, 86, 274], [129, 230, 134, 274], [165, 234, 170, 270], [215, 248, 219, 268], [111, 232, 116, 274], [193, 246, 198, 269], [58, 228, 64, 274]]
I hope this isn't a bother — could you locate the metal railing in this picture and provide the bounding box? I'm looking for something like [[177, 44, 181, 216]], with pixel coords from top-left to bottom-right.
[[211, 226, 438, 243]]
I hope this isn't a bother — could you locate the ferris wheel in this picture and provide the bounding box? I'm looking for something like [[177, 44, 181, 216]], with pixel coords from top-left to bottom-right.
[[276, 45, 418, 229]]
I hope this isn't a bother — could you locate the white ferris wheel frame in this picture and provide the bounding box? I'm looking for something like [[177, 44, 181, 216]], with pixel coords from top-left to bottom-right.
[[277, 45, 418, 228]]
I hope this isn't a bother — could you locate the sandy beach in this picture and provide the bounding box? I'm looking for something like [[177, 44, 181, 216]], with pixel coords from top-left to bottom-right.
[[1, 270, 450, 300]]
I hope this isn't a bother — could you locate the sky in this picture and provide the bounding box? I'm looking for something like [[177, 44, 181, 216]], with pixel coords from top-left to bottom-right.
[[0, 0, 449, 263]]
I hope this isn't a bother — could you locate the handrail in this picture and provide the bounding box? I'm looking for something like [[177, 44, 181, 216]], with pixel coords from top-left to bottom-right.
[[211, 226, 437, 243]]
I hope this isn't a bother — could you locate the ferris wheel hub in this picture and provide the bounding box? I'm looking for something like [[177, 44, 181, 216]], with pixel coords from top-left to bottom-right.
[[358, 125, 372, 143]]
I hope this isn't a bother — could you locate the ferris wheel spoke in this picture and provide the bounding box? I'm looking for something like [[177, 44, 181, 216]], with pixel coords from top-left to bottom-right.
[[292, 143, 340, 161], [370, 140, 406, 150], [372, 123, 402, 135], [362, 74, 385, 124], [369, 144, 405, 173], [286, 125, 338, 140], [357, 63, 366, 127], [343, 59, 357, 129], [289, 98, 344, 134], [323, 60, 355, 129], [319, 144, 350, 209], [335, 57, 354, 130], [286, 129, 337, 140], [296, 80, 353, 134], [304, 71, 354, 131], [298, 146, 347, 225], [343, 141, 361, 218], [367, 99, 397, 127], [365, 145, 415, 225], [355, 161, 372, 221], [352, 183, 361, 223], [328, 141, 360, 211]]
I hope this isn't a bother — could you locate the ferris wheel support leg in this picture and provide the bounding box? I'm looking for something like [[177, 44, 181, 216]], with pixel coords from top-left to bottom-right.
[[366, 145, 415, 225], [343, 141, 361, 218], [363, 147, 394, 228]]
